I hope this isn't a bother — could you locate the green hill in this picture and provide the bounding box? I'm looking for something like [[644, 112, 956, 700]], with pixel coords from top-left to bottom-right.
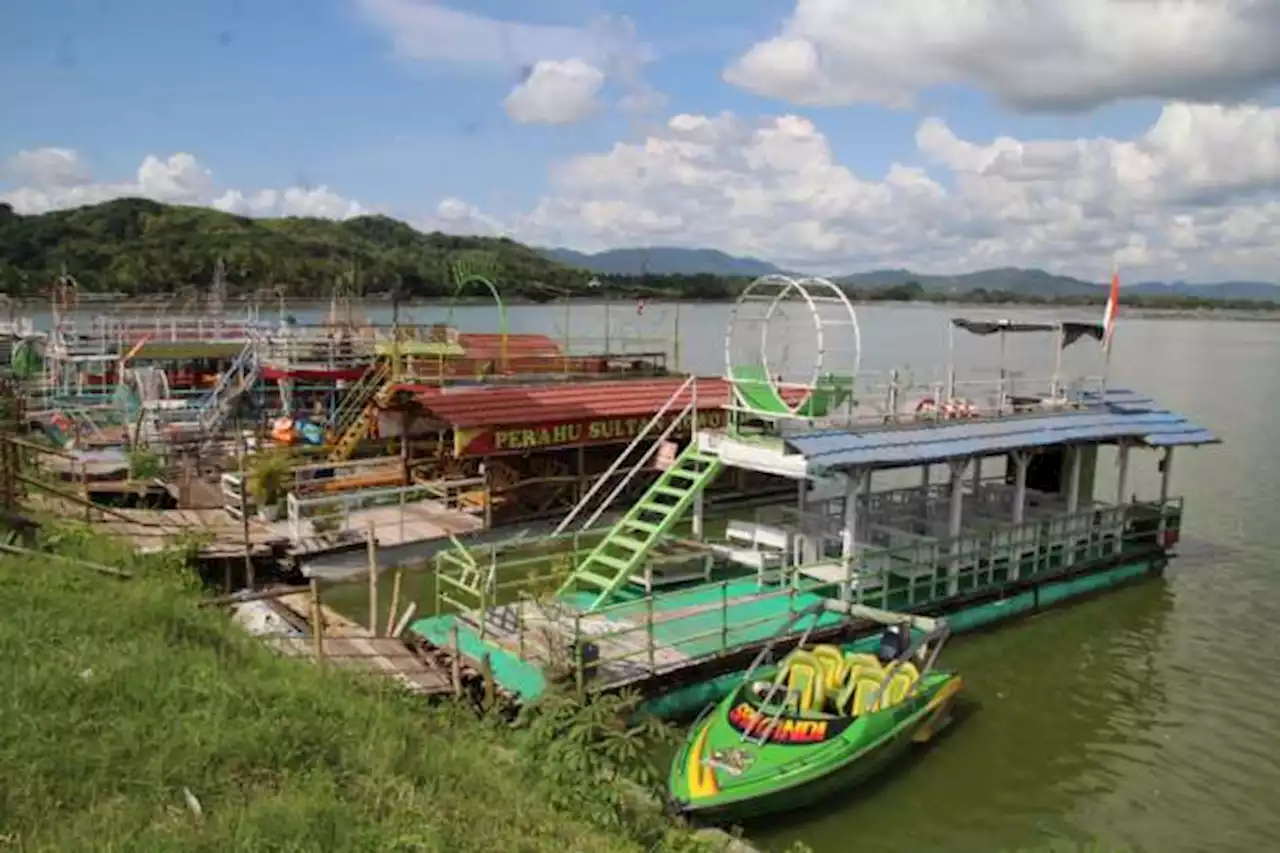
[[3, 198, 1279, 310], [0, 197, 591, 299]]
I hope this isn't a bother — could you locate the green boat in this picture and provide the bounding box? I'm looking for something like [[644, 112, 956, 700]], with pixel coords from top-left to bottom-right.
[[668, 603, 964, 824]]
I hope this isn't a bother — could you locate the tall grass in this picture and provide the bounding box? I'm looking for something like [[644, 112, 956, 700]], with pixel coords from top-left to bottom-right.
[[0, 524, 719, 852]]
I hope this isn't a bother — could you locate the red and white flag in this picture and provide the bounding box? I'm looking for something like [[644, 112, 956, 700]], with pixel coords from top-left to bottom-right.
[[1102, 267, 1120, 353], [636, 297, 647, 315]]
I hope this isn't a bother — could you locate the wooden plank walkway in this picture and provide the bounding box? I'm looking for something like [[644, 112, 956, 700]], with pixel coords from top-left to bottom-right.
[[265, 636, 455, 696]]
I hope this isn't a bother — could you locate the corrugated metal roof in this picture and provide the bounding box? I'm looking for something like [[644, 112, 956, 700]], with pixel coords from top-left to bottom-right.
[[786, 388, 1218, 471], [457, 333, 561, 360], [400, 377, 739, 428]]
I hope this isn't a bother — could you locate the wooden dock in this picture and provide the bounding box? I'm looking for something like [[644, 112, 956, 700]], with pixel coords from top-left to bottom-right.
[[265, 635, 455, 695], [239, 592, 458, 697]]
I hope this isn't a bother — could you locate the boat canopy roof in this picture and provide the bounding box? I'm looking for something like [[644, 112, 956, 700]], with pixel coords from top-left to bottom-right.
[[951, 317, 1104, 349], [784, 388, 1219, 472]]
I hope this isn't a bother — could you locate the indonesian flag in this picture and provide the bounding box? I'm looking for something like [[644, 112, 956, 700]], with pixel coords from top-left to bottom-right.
[[636, 297, 647, 315], [1102, 267, 1120, 352]]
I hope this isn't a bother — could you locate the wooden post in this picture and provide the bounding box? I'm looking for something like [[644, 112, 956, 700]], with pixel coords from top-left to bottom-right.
[[386, 567, 403, 636], [646, 594, 655, 674], [481, 652, 495, 710], [450, 623, 462, 695], [720, 582, 729, 651], [237, 411, 254, 589], [366, 519, 378, 635], [310, 577, 325, 661]]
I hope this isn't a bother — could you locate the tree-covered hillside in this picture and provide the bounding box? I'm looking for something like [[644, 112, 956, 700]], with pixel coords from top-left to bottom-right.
[[0, 198, 742, 301]]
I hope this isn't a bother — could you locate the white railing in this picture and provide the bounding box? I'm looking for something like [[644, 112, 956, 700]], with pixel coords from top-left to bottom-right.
[[284, 476, 486, 543], [551, 374, 699, 536], [722, 368, 1109, 432]]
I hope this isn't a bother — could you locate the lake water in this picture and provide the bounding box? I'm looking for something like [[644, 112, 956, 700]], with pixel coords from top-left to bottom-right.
[[30, 298, 1280, 851]]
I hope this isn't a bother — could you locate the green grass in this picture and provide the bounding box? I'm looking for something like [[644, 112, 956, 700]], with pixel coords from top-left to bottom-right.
[[0, 525, 720, 853]]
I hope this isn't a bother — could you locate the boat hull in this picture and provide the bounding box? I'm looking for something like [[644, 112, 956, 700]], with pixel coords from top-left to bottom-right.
[[669, 672, 962, 825]]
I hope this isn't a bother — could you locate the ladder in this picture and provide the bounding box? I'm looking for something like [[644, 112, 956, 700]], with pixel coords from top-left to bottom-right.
[[326, 360, 392, 463], [196, 340, 261, 451], [558, 442, 722, 611]]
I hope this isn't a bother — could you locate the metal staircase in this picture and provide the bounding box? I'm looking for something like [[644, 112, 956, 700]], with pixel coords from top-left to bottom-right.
[[196, 340, 260, 450], [559, 444, 722, 610], [552, 376, 724, 611], [327, 360, 392, 462]]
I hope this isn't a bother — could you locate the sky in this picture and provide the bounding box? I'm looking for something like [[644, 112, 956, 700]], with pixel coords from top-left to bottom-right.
[[4, 0, 1280, 281]]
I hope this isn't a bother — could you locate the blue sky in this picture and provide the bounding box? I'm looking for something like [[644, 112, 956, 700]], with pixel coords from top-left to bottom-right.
[[3, 0, 1280, 279]]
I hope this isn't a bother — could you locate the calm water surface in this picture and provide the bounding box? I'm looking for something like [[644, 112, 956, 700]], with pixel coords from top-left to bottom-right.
[[45, 299, 1280, 851]]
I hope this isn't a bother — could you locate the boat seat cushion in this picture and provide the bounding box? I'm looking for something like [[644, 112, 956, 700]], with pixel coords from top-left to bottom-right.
[[776, 650, 827, 713], [809, 644, 848, 692], [875, 662, 921, 711]]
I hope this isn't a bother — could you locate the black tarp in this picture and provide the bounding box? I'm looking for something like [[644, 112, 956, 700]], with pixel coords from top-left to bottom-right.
[[951, 318, 1104, 349]]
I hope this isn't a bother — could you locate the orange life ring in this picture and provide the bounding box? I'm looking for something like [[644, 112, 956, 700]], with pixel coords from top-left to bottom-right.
[[50, 412, 73, 432]]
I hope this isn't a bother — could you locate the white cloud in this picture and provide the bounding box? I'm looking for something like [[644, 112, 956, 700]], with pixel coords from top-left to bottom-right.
[[14, 99, 1280, 282], [726, 0, 1280, 111], [503, 59, 605, 125], [1, 148, 365, 220], [473, 101, 1280, 281], [3, 147, 91, 186], [354, 0, 656, 124]]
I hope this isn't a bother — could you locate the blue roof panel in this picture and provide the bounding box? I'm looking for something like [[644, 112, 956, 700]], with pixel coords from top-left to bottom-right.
[[785, 388, 1218, 472]]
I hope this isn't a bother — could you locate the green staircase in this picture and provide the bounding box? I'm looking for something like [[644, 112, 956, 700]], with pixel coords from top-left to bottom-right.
[[558, 443, 723, 611]]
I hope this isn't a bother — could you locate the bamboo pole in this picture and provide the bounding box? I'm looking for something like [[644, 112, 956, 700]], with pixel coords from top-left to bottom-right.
[[450, 623, 462, 695], [385, 566, 403, 637], [481, 652, 495, 709], [310, 578, 325, 661], [366, 519, 378, 635]]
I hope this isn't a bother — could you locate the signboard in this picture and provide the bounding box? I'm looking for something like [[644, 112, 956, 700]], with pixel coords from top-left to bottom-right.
[[725, 702, 852, 745], [454, 409, 728, 457]]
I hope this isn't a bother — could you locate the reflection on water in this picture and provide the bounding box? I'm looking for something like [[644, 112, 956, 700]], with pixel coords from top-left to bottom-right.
[[34, 300, 1280, 850]]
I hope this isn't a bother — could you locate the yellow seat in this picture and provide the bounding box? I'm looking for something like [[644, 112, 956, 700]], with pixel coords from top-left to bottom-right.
[[776, 650, 827, 713], [810, 645, 848, 692], [873, 662, 921, 711], [842, 652, 883, 684], [847, 674, 886, 716]]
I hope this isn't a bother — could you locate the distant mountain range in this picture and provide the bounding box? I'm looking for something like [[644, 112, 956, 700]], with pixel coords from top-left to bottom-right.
[[540, 246, 788, 278], [540, 246, 1280, 304]]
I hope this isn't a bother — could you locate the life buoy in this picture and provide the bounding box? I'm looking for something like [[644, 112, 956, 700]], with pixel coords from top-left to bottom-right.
[[940, 399, 977, 420], [915, 397, 938, 416], [50, 411, 73, 432]]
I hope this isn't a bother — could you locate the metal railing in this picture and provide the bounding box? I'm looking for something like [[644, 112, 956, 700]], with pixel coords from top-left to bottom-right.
[[552, 374, 698, 535], [432, 498, 1182, 689], [284, 475, 486, 543]]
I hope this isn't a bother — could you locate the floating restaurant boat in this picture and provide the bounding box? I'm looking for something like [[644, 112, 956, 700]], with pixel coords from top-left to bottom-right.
[[668, 602, 962, 823], [412, 274, 1219, 723]]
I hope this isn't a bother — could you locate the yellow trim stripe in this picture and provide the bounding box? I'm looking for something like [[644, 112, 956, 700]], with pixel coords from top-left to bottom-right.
[[686, 723, 720, 800]]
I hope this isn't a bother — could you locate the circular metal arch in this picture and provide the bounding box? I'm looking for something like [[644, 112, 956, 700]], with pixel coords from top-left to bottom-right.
[[724, 274, 861, 418]]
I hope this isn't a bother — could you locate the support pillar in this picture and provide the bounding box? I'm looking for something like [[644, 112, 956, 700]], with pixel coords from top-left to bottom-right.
[[1157, 447, 1175, 538], [1065, 445, 1082, 514], [971, 456, 983, 495], [947, 458, 968, 596], [841, 470, 867, 602], [1158, 446, 1174, 505], [1012, 451, 1030, 526], [1116, 442, 1130, 505]]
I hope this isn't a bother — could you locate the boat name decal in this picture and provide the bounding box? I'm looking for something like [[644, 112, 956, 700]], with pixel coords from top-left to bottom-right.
[[726, 702, 844, 745], [461, 410, 727, 455]]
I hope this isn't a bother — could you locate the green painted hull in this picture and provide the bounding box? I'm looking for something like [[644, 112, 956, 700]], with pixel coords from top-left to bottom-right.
[[668, 670, 962, 824]]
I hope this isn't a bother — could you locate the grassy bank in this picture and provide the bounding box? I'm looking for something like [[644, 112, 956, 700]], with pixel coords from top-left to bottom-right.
[[0, 524, 728, 852]]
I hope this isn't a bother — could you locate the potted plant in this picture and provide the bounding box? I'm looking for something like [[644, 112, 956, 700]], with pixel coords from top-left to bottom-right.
[[247, 448, 293, 521]]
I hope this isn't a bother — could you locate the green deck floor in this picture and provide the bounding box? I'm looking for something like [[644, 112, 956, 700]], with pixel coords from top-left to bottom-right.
[[561, 580, 844, 660], [412, 578, 843, 702]]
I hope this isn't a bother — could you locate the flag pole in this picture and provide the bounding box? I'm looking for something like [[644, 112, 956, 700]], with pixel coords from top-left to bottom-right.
[[1101, 263, 1119, 397]]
